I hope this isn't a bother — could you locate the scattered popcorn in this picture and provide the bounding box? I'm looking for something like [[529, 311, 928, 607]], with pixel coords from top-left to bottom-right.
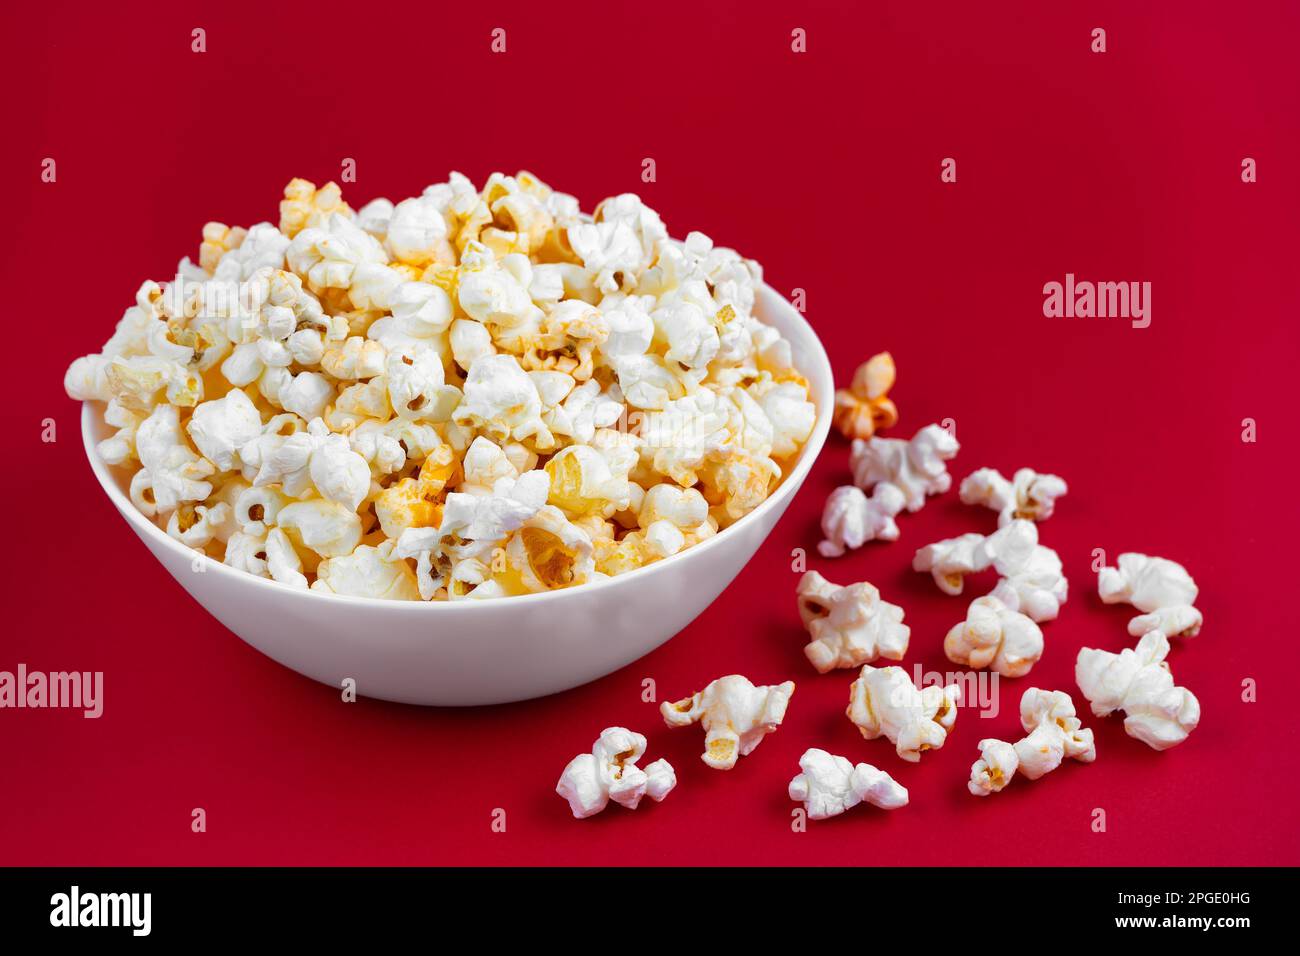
[[796, 571, 910, 672], [944, 594, 1044, 678], [913, 532, 988, 595], [1098, 553, 1201, 639], [846, 665, 960, 762], [817, 483, 905, 557], [556, 727, 676, 819], [788, 748, 908, 820], [1128, 605, 1203, 640], [913, 520, 1067, 622], [66, 172, 818, 599], [983, 521, 1069, 623], [661, 674, 796, 770], [832, 351, 898, 441], [1075, 630, 1201, 750], [849, 423, 958, 513], [968, 688, 1095, 796], [959, 467, 1068, 526]]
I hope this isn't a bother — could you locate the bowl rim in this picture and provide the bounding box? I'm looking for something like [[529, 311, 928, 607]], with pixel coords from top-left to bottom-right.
[[80, 282, 834, 612]]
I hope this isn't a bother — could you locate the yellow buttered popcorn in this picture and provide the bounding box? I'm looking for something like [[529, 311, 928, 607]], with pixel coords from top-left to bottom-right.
[[279, 178, 351, 239], [66, 171, 817, 600]]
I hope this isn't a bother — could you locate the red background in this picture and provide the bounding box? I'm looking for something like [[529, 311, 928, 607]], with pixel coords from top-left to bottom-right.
[[3, 0, 1298, 865]]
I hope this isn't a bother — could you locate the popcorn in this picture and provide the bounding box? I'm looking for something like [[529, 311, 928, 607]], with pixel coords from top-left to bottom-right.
[[982, 521, 1069, 623], [959, 467, 1068, 526], [944, 595, 1044, 678], [278, 371, 335, 421], [750, 378, 816, 459], [132, 404, 215, 515], [166, 501, 234, 550], [452, 354, 552, 447], [832, 352, 898, 441], [211, 222, 290, 281], [846, 665, 959, 762], [522, 300, 609, 380], [199, 222, 247, 274], [796, 571, 910, 672], [307, 424, 372, 512], [320, 336, 387, 380], [506, 506, 597, 591], [661, 674, 796, 770], [385, 346, 461, 422], [67, 172, 817, 600], [385, 195, 453, 267], [544, 443, 637, 518], [1075, 630, 1200, 750], [912, 532, 988, 595], [225, 531, 269, 576], [967, 689, 1095, 796], [849, 423, 959, 512], [817, 484, 905, 558], [234, 485, 289, 535], [788, 748, 908, 820], [556, 727, 676, 819], [276, 499, 363, 558], [914, 520, 1068, 623], [265, 527, 309, 589], [1098, 553, 1201, 639], [279, 178, 350, 238], [96, 400, 143, 465], [1129, 605, 1203, 640], [186, 388, 262, 471], [312, 541, 421, 600]]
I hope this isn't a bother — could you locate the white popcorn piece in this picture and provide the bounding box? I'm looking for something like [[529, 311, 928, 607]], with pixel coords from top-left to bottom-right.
[[306, 423, 372, 512], [244, 418, 370, 511], [1075, 630, 1201, 751], [452, 353, 552, 447], [265, 527, 309, 589], [224, 530, 269, 576], [211, 222, 290, 281], [817, 484, 905, 558], [788, 748, 908, 820], [132, 404, 215, 515], [959, 467, 1068, 526], [912, 532, 989, 595], [983, 521, 1068, 623], [385, 346, 461, 422], [915, 520, 1068, 622], [849, 423, 959, 512], [166, 501, 234, 551], [661, 674, 795, 770], [276, 499, 363, 558], [944, 595, 1044, 678], [556, 727, 676, 819], [278, 371, 335, 421], [1129, 605, 1203, 640], [312, 541, 421, 600], [967, 688, 1095, 797], [1098, 553, 1201, 638], [796, 571, 910, 673], [385, 195, 452, 267], [1098, 553, 1198, 611], [234, 485, 289, 535], [846, 665, 959, 762]]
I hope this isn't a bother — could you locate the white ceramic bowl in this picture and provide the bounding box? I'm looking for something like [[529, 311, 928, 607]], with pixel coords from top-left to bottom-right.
[[81, 284, 833, 705]]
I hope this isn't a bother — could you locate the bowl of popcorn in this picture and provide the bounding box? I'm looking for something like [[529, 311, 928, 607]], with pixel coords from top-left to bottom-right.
[[69, 172, 832, 704]]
